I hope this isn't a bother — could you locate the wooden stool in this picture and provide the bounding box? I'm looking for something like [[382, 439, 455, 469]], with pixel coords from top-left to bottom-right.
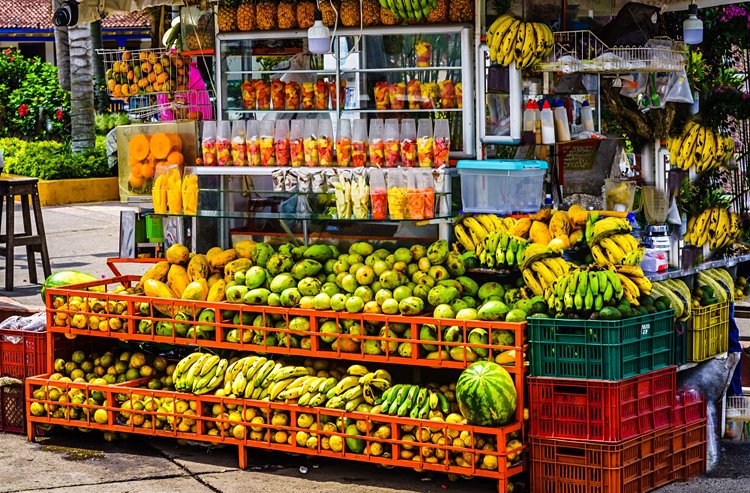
[[0, 178, 51, 291]]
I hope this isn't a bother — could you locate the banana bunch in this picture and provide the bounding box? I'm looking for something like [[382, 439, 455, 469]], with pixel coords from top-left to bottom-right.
[[521, 257, 573, 296], [668, 121, 735, 172], [476, 230, 528, 269], [543, 265, 649, 313], [172, 353, 228, 395], [379, 0, 435, 21], [486, 15, 554, 69], [373, 383, 452, 419], [453, 214, 506, 252], [684, 207, 740, 249], [585, 216, 633, 246], [697, 268, 734, 303], [590, 233, 643, 267], [651, 278, 692, 322], [325, 365, 392, 412], [221, 356, 311, 401]]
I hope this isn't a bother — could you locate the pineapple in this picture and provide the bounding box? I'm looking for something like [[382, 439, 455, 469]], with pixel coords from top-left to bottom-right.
[[217, 0, 238, 32], [278, 0, 297, 29], [237, 0, 256, 31], [256, 0, 277, 30], [380, 6, 398, 25], [340, 0, 360, 27], [297, 0, 316, 28], [319, 0, 339, 27], [427, 0, 448, 23], [449, 0, 474, 22], [362, 0, 380, 26]]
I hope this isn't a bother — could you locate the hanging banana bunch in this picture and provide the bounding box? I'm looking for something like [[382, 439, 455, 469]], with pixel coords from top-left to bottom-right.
[[486, 14, 555, 69], [667, 121, 735, 173]]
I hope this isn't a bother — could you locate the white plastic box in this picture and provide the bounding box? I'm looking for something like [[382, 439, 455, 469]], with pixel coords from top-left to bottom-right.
[[457, 159, 548, 214]]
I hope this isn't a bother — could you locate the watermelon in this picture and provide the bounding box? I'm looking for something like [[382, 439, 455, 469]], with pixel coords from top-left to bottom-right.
[[41, 271, 101, 301], [456, 361, 517, 426]]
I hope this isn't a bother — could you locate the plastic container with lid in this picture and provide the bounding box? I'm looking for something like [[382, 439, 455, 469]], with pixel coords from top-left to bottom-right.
[[457, 159, 548, 214], [318, 119, 334, 167], [201, 120, 217, 166], [433, 119, 450, 168], [303, 119, 319, 167], [523, 100, 538, 132], [259, 119, 276, 166], [369, 167, 387, 219], [352, 119, 367, 167], [231, 120, 247, 166], [416, 118, 433, 168], [368, 119, 385, 167], [384, 118, 400, 168], [336, 119, 352, 167], [540, 100, 556, 144], [400, 119, 417, 168]]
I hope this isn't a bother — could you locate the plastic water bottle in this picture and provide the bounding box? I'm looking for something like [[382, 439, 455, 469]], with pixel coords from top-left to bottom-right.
[[581, 101, 595, 132], [523, 100, 538, 132], [553, 100, 571, 142], [540, 100, 556, 145]]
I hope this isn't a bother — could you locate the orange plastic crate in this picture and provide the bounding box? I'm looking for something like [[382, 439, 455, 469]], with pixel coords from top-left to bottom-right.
[[26, 374, 525, 488], [530, 427, 673, 493], [671, 420, 706, 482], [0, 328, 47, 379], [0, 383, 25, 434]]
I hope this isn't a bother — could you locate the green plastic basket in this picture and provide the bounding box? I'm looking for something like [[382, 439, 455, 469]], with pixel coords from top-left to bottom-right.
[[528, 310, 674, 380]]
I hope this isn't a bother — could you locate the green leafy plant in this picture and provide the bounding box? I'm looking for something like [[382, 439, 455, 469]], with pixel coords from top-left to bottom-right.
[[3, 136, 111, 180], [95, 112, 131, 135]]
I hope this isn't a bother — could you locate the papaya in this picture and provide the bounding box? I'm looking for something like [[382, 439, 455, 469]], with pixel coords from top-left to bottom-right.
[[167, 264, 191, 297], [234, 240, 255, 259], [209, 249, 238, 273], [187, 255, 209, 282], [207, 273, 223, 288], [182, 279, 208, 301], [138, 261, 170, 287], [167, 133, 182, 152], [166, 244, 190, 265], [224, 258, 252, 283], [207, 279, 227, 302], [143, 279, 178, 317]]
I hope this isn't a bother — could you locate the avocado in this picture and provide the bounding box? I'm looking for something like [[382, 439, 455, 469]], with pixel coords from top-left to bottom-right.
[[636, 306, 649, 316], [655, 296, 671, 308], [640, 295, 655, 307], [599, 307, 623, 320], [530, 301, 549, 316]]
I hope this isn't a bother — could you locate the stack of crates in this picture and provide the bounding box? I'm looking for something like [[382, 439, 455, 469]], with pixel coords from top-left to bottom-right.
[[527, 310, 707, 492]]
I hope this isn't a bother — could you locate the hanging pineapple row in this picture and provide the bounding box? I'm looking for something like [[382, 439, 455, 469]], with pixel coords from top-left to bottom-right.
[[217, 0, 472, 33]]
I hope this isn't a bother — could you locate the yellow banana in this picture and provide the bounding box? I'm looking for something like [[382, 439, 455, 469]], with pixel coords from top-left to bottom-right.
[[532, 260, 557, 286], [454, 224, 475, 252], [475, 214, 497, 233], [463, 217, 489, 242], [522, 268, 544, 295], [541, 257, 564, 277]]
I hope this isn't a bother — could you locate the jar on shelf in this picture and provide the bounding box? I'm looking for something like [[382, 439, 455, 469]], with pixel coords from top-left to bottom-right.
[[271, 79, 285, 111], [255, 80, 271, 110], [241, 80, 256, 110], [285, 81, 300, 110]]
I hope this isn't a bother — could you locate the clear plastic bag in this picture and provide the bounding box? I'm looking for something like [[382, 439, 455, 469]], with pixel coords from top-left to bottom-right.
[[665, 70, 695, 104]]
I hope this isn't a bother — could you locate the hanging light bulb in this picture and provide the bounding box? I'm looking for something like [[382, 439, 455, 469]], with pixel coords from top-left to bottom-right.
[[683, 1, 703, 45], [307, 9, 330, 54]]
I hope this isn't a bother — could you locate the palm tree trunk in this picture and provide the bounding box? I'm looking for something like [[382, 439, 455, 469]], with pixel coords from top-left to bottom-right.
[[90, 20, 109, 113], [52, 0, 70, 91], [68, 23, 96, 151]]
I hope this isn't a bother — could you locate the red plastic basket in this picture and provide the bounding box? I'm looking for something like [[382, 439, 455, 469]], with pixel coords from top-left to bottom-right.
[[530, 427, 673, 493], [0, 383, 25, 434], [528, 367, 676, 442], [671, 420, 706, 481], [0, 328, 47, 379], [672, 389, 706, 425]]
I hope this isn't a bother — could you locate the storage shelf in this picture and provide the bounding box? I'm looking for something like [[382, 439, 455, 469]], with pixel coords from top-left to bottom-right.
[[217, 24, 471, 42], [25, 374, 525, 486], [145, 211, 455, 225], [192, 166, 459, 177], [646, 254, 750, 281]]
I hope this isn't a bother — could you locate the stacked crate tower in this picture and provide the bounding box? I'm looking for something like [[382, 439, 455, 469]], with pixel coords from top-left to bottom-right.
[[526, 309, 708, 492]]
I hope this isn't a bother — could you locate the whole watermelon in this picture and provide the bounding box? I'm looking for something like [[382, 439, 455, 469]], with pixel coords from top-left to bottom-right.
[[456, 361, 517, 426], [41, 271, 101, 301]]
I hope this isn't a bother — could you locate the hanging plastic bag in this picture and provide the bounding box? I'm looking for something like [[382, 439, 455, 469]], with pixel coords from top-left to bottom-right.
[[665, 70, 694, 104], [619, 74, 647, 100]]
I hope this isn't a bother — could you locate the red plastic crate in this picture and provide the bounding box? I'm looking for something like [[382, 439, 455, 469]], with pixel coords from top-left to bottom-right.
[[671, 420, 706, 482], [672, 389, 706, 425], [0, 383, 25, 434], [0, 328, 47, 379], [528, 367, 676, 442], [530, 427, 673, 493]]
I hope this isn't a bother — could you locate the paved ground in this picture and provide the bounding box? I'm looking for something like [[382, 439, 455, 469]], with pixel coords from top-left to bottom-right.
[[1, 201, 750, 492]]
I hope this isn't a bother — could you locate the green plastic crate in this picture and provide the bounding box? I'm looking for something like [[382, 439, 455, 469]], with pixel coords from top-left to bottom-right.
[[528, 310, 674, 380], [146, 216, 164, 242]]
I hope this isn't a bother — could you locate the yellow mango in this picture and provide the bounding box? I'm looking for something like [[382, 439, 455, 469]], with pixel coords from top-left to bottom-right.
[[508, 218, 531, 238], [234, 240, 256, 259], [207, 279, 227, 303], [224, 258, 253, 282], [187, 254, 210, 282], [166, 244, 190, 265], [138, 261, 169, 287], [529, 221, 552, 245], [209, 249, 238, 273], [167, 264, 191, 297]]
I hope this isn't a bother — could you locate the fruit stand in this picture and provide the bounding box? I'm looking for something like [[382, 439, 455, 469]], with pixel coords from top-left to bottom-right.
[[19, 0, 750, 492]]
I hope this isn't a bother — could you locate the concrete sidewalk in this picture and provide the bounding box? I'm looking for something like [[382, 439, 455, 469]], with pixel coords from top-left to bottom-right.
[[1, 201, 750, 492]]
